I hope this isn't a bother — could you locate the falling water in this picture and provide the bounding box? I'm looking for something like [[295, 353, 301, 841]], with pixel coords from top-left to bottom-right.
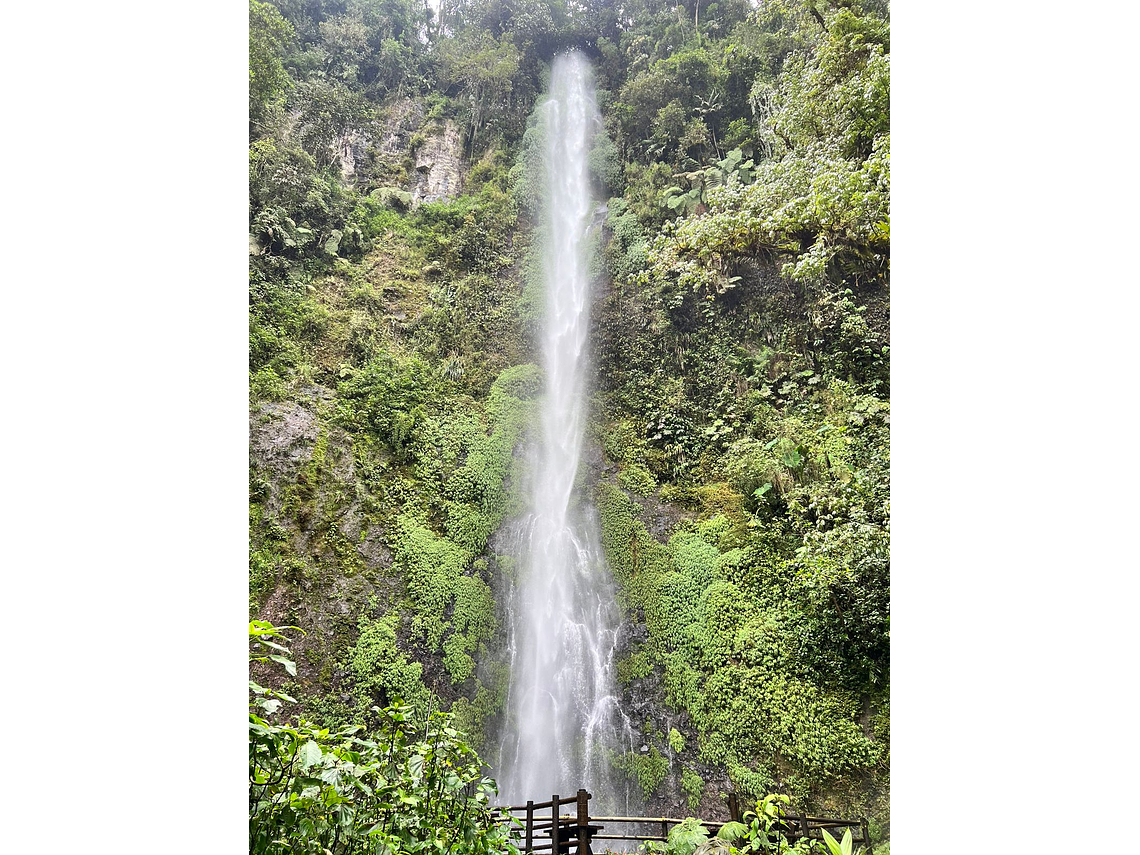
[[498, 53, 633, 808]]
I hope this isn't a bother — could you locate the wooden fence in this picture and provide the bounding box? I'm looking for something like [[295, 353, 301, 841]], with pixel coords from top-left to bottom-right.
[[490, 789, 873, 854]]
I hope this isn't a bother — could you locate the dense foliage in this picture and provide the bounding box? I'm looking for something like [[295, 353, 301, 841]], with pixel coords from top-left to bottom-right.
[[640, 794, 873, 855], [249, 0, 889, 839], [250, 621, 518, 854]]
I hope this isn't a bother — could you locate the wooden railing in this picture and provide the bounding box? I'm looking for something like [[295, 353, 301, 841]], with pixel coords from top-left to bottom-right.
[[490, 792, 588, 853], [490, 789, 873, 854]]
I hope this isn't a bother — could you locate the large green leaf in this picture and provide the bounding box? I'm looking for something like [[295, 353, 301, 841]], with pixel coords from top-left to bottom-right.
[[821, 828, 849, 855], [298, 739, 324, 770], [268, 654, 296, 676], [715, 820, 748, 841]]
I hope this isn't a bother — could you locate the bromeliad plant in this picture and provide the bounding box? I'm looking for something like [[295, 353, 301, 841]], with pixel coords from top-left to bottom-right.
[[818, 828, 861, 855], [749, 795, 805, 853], [249, 620, 518, 855]]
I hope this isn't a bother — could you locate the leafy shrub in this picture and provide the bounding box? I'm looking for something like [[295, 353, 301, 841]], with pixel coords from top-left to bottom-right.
[[249, 621, 517, 855], [250, 366, 288, 402], [620, 463, 658, 496], [589, 128, 623, 194], [335, 352, 434, 460]]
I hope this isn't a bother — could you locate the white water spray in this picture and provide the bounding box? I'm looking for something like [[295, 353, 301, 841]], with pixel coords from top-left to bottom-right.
[[498, 53, 633, 807]]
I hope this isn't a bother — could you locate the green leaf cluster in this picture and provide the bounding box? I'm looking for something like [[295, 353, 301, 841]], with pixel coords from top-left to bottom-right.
[[249, 623, 517, 855]]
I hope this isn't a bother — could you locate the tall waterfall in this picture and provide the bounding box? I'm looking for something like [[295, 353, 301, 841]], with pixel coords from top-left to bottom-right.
[[498, 52, 632, 807]]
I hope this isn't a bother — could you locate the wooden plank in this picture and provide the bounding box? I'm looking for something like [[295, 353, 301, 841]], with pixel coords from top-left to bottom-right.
[[531, 820, 576, 832], [576, 789, 590, 855], [497, 799, 557, 812], [498, 796, 576, 810], [494, 802, 560, 811], [502, 786, 866, 852], [551, 795, 560, 855], [588, 816, 724, 824]]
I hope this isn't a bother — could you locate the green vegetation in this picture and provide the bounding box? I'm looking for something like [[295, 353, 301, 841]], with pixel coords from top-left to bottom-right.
[[681, 767, 703, 811], [250, 621, 517, 854], [347, 612, 431, 714], [669, 727, 686, 754], [250, 0, 889, 838], [613, 745, 670, 799], [640, 795, 842, 854], [583, 0, 889, 819]]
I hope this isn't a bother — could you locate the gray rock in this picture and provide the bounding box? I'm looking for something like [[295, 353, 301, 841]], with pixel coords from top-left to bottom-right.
[[335, 126, 372, 182], [377, 98, 425, 156], [411, 120, 464, 206], [249, 401, 319, 477]]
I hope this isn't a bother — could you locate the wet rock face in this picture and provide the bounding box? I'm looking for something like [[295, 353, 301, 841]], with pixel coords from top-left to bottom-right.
[[249, 399, 321, 480], [285, 97, 465, 203], [338, 98, 425, 185], [335, 127, 372, 183], [410, 120, 464, 206], [377, 98, 425, 157]]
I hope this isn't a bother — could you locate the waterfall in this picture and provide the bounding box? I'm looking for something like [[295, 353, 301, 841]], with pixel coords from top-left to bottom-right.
[[498, 52, 633, 808]]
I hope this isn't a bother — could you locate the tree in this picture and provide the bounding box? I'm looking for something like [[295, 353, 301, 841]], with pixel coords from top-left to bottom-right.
[[250, 0, 295, 120]]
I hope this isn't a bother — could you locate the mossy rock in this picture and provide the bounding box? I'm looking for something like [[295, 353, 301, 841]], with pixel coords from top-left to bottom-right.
[[369, 186, 413, 211]]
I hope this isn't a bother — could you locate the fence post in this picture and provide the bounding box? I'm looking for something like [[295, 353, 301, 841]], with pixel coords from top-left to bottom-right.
[[551, 794, 560, 855], [525, 800, 534, 853], [728, 793, 740, 822], [797, 810, 810, 843], [576, 789, 590, 855], [862, 817, 873, 855]]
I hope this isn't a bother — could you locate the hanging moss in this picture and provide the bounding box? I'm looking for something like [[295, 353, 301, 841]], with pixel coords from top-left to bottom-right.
[[611, 746, 669, 799], [681, 768, 703, 811]]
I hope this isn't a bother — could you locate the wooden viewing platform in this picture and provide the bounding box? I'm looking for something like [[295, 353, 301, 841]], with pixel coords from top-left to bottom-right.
[[490, 789, 873, 854]]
